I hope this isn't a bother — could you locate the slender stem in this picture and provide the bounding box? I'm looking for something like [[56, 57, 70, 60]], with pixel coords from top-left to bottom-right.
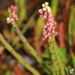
[[68, 6, 74, 47], [17, 0, 26, 27], [0, 33, 40, 75], [12, 23, 42, 63], [68, 6, 75, 68], [48, 38, 59, 75], [51, 0, 58, 17], [52, 35, 65, 75]]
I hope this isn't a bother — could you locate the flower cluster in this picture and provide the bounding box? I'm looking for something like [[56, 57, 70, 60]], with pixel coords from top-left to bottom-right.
[[6, 5, 19, 24], [38, 2, 58, 41]]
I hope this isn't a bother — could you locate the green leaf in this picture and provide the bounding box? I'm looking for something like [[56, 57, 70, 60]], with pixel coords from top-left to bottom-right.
[[65, 66, 72, 74], [58, 47, 69, 63], [37, 18, 45, 37], [5, 71, 11, 75]]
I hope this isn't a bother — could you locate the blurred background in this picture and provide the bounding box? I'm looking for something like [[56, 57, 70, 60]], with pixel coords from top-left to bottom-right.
[[0, 0, 75, 75]]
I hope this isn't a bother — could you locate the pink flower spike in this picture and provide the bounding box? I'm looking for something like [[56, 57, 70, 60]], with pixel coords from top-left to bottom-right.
[[38, 2, 58, 41]]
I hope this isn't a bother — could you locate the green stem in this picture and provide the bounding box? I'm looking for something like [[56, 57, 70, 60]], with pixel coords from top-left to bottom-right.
[[17, 0, 26, 27], [52, 35, 65, 75], [51, 0, 58, 17], [68, 6, 74, 47], [48, 38, 59, 75], [68, 6, 75, 68], [12, 23, 42, 63], [0, 33, 40, 75]]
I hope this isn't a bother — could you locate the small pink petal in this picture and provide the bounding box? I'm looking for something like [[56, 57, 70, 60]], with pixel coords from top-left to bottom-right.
[[48, 36, 52, 39], [42, 38, 45, 41], [39, 15, 43, 18], [48, 12, 52, 15], [54, 22, 57, 25], [11, 21, 14, 24], [44, 34, 48, 38]]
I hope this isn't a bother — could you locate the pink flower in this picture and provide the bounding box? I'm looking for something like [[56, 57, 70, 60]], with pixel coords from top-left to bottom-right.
[[42, 32, 46, 35], [6, 5, 19, 24], [12, 14, 19, 20], [10, 5, 16, 12], [42, 38, 45, 41], [39, 15, 43, 18], [48, 36, 52, 39], [38, 2, 58, 41], [38, 9, 43, 14], [48, 12, 52, 15]]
